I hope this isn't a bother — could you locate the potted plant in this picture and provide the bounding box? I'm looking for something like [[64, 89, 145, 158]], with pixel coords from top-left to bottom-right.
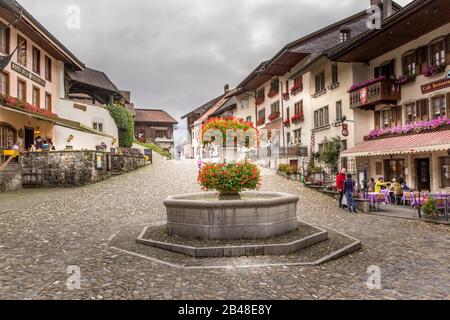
[[422, 196, 438, 220], [268, 112, 280, 122], [198, 161, 261, 200]]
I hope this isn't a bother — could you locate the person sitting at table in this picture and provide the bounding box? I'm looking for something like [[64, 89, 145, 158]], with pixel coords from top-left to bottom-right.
[[29, 144, 37, 152], [390, 178, 403, 204], [368, 178, 376, 193], [375, 177, 388, 193], [41, 139, 49, 151]]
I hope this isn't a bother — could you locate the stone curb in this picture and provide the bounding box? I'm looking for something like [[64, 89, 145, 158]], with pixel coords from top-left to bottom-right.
[[136, 223, 329, 258]]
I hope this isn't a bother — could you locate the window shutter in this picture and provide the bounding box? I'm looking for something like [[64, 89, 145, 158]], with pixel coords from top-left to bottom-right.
[[374, 111, 381, 129], [416, 99, 429, 121], [416, 46, 428, 75], [5, 28, 10, 54], [447, 93, 450, 118], [446, 35, 450, 65]]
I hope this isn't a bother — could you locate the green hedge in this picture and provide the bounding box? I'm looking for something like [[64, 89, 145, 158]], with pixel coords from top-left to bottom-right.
[[134, 140, 172, 159], [107, 104, 135, 147]]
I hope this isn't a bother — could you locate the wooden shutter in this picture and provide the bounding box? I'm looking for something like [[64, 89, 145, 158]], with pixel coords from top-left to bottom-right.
[[447, 93, 450, 118], [416, 99, 429, 121], [446, 35, 450, 66], [374, 111, 381, 129], [416, 46, 428, 75], [5, 28, 10, 54]]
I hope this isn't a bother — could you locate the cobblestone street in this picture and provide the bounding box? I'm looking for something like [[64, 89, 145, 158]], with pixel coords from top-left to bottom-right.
[[0, 155, 449, 300]]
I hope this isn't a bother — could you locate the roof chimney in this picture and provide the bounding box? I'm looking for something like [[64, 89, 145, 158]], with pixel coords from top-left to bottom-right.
[[224, 84, 230, 94]]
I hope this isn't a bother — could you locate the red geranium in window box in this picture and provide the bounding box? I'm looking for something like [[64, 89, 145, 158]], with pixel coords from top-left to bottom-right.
[[291, 84, 302, 95], [291, 113, 304, 124], [283, 119, 291, 127], [267, 89, 279, 98], [256, 118, 265, 126], [255, 97, 265, 106], [268, 112, 280, 122]]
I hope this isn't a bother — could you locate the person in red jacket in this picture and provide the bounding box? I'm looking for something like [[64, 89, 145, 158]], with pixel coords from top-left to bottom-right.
[[336, 168, 347, 208]]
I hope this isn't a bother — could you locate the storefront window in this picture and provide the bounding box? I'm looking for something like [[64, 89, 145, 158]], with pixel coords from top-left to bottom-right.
[[384, 159, 406, 182], [441, 157, 450, 188], [0, 124, 16, 149]]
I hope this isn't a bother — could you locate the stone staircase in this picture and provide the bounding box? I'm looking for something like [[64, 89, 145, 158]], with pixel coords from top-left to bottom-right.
[[0, 163, 22, 192]]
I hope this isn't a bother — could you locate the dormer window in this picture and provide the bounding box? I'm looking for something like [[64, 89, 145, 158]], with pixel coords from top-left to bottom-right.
[[340, 29, 351, 43]]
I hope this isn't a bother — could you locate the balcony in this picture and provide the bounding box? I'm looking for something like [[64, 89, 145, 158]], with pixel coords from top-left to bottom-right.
[[279, 146, 308, 158], [349, 78, 401, 110]]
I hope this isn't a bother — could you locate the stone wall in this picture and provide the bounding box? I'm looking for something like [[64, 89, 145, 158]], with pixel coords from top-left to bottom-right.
[[20, 151, 111, 188], [110, 154, 146, 174]]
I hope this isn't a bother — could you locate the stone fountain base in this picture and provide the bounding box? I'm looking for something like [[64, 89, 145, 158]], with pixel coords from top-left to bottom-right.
[[163, 192, 300, 240]]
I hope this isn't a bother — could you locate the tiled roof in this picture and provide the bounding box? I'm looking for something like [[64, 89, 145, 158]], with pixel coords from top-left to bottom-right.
[[134, 109, 178, 124], [66, 68, 120, 93]]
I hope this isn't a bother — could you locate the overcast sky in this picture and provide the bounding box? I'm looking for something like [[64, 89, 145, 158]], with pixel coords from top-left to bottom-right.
[[18, 0, 412, 141]]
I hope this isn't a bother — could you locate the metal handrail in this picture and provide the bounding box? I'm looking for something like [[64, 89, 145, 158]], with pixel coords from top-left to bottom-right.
[[0, 155, 17, 173]]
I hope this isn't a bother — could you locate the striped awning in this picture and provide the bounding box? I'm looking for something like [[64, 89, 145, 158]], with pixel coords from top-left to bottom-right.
[[342, 130, 450, 157]]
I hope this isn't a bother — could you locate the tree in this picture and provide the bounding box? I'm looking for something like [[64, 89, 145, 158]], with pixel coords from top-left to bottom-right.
[[321, 137, 341, 174]]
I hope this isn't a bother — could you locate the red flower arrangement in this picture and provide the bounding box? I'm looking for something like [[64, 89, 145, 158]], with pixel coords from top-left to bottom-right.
[[268, 112, 280, 122], [291, 113, 304, 124], [198, 161, 261, 196], [283, 119, 291, 127], [290, 84, 302, 95], [256, 118, 265, 126], [201, 116, 259, 147], [255, 97, 265, 106], [283, 93, 290, 101], [267, 89, 279, 98], [0, 93, 57, 117]]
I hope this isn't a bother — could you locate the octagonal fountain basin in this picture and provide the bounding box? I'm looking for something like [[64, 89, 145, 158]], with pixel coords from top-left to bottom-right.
[[163, 192, 300, 240]]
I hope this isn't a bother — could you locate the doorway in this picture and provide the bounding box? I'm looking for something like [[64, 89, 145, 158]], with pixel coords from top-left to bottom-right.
[[415, 158, 431, 191], [24, 128, 34, 151]]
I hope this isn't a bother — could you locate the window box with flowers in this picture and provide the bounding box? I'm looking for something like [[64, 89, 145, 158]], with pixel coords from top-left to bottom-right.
[[255, 97, 265, 106], [396, 74, 416, 86], [268, 112, 280, 122], [256, 118, 265, 126], [423, 64, 446, 77], [0, 93, 57, 118], [283, 119, 291, 127], [291, 113, 304, 124], [267, 89, 279, 98], [290, 84, 303, 95], [283, 93, 289, 101]]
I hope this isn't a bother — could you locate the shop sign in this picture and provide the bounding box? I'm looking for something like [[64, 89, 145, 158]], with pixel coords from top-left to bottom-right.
[[421, 78, 450, 94], [342, 123, 349, 137], [11, 62, 46, 87]]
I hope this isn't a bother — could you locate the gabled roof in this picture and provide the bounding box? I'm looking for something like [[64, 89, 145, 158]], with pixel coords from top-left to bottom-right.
[[0, 0, 84, 70], [193, 89, 238, 126], [181, 93, 224, 119], [66, 67, 120, 93], [134, 109, 178, 124], [328, 0, 450, 62], [211, 96, 237, 117], [238, 2, 402, 90]]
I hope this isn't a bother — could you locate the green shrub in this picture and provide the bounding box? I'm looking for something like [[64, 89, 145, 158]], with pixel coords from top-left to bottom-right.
[[107, 104, 135, 147], [422, 196, 438, 218]]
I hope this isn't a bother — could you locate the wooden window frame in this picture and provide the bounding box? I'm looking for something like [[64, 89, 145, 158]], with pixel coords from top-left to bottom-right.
[[32, 46, 41, 75], [430, 38, 445, 67], [0, 71, 10, 96], [0, 23, 10, 55], [440, 157, 450, 188], [32, 85, 40, 107], [402, 51, 416, 77], [331, 64, 339, 84], [17, 78, 27, 103], [315, 71, 325, 93], [416, 99, 430, 121], [44, 55, 52, 82], [404, 103, 416, 124], [45, 92, 52, 112], [431, 95, 446, 119], [336, 100, 342, 121], [17, 35, 27, 67], [294, 100, 303, 116]]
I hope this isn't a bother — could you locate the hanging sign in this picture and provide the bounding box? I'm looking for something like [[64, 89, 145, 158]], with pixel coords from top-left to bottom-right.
[[11, 62, 46, 87], [342, 123, 349, 137], [359, 87, 368, 104], [421, 78, 450, 94]]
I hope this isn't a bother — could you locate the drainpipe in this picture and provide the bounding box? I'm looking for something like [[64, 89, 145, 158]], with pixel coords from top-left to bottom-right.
[[279, 80, 285, 150]]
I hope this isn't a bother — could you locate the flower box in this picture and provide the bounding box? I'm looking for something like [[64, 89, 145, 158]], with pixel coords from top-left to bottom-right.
[[256, 118, 265, 126], [396, 74, 416, 86], [423, 64, 446, 77], [0, 93, 57, 117], [283, 93, 290, 101], [290, 84, 302, 95], [268, 89, 279, 98], [283, 119, 291, 127], [348, 76, 386, 93], [255, 97, 265, 106], [291, 113, 304, 124], [268, 112, 280, 122]]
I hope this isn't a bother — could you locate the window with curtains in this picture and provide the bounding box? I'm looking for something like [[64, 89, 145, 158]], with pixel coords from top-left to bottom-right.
[[382, 110, 390, 128], [293, 129, 301, 144], [402, 52, 416, 77], [430, 39, 445, 67], [405, 103, 416, 123], [0, 23, 9, 55], [432, 95, 446, 119], [441, 157, 450, 188], [0, 71, 9, 96], [0, 124, 16, 149]]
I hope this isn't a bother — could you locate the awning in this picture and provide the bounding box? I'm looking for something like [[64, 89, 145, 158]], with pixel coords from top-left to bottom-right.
[[342, 130, 450, 157]]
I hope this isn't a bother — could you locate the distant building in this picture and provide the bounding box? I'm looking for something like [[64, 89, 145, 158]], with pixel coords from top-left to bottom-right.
[[134, 109, 178, 151]]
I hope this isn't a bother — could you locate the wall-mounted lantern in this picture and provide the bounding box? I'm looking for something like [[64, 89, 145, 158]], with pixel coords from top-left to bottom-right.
[[67, 134, 74, 143]]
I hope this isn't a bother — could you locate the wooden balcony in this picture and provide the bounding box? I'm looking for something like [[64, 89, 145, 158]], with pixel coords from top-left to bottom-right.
[[279, 146, 308, 158], [349, 79, 401, 110]]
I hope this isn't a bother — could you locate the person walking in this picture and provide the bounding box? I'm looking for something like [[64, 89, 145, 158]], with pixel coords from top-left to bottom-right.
[[336, 168, 347, 208], [344, 173, 358, 214]]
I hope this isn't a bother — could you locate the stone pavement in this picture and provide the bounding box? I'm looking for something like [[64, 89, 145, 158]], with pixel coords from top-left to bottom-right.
[[0, 155, 449, 300]]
